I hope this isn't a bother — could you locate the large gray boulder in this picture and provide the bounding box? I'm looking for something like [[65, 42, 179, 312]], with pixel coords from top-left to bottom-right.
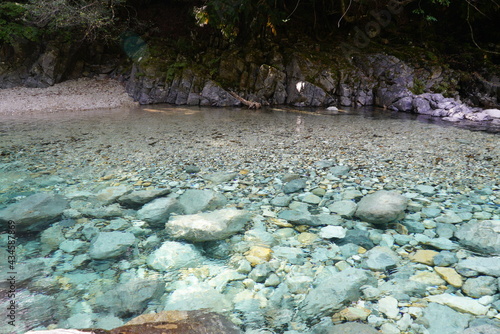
[[455, 220, 500, 255], [178, 189, 227, 215], [137, 197, 184, 227], [355, 190, 408, 225], [298, 268, 377, 321], [166, 208, 251, 242], [0, 192, 68, 232], [89, 231, 136, 260]]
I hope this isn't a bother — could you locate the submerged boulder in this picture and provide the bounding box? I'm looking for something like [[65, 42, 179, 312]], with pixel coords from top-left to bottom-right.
[[166, 208, 251, 242], [0, 192, 68, 232], [355, 190, 408, 225]]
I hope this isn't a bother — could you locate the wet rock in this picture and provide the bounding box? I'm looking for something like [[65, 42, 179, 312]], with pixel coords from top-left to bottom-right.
[[147, 241, 202, 271], [136, 197, 183, 228], [338, 229, 375, 250], [202, 171, 238, 183], [328, 165, 351, 176], [461, 324, 500, 334], [332, 306, 371, 322], [434, 267, 463, 288], [245, 245, 273, 266], [410, 271, 446, 286], [379, 278, 427, 300], [94, 279, 164, 316], [272, 246, 306, 265], [456, 257, 500, 277], [177, 189, 227, 214], [163, 283, 232, 313], [319, 225, 347, 239], [0, 290, 57, 333], [355, 190, 408, 225], [324, 322, 379, 334], [455, 220, 500, 255], [298, 268, 377, 321], [419, 302, 471, 334], [270, 195, 293, 207], [378, 296, 399, 319], [0, 258, 51, 290], [278, 210, 314, 225], [436, 211, 463, 224], [283, 178, 307, 194], [118, 188, 170, 208], [96, 186, 131, 205], [327, 200, 357, 218], [363, 246, 400, 271], [40, 225, 66, 254], [461, 276, 498, 298], [425, 293, 489, 315], [409, 249, 439, 266], [89, 231, 136, 260], [0, 192, 68, 232], [114, 310, 242, 334], [249, 263, 273, 283], [166, 208, 251, 242]]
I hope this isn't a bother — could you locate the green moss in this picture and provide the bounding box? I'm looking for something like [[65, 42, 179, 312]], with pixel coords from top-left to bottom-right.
[[411, 78, 426, 95]]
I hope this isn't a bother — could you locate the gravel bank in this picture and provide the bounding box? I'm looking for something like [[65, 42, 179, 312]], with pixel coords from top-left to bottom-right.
[[0, 78, 136, 114]]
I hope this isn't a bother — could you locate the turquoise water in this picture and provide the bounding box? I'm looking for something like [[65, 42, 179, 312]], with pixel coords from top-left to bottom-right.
[[0, 105, 499, 333]]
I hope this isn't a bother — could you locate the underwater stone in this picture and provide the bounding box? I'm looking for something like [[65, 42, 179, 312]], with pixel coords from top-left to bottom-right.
[[355, 190, 408, 225], [0, 192, 68, 232], [166, 208, 251, 242]]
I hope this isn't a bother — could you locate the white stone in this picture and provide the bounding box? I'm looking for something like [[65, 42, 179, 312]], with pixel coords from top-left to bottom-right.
[[484, 108, 500, 118], [478, 295, 494, 306], [425, 293, 489, 315], [380, 323, 401, 334], [396, 313, 413, 331], [378, 296, 400, 319], [166, 208, 251, 242], [319, 225, 347, 239], [327, 106, 339, 111]]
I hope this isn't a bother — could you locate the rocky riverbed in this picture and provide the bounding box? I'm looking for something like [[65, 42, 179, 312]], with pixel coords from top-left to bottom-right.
[[0, 104, 499, 334]]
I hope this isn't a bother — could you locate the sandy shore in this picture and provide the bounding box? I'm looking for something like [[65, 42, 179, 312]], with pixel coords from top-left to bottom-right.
[[0, 78, 137, 114]]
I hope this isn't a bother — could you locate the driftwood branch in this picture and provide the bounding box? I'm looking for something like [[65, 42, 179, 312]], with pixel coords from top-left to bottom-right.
[[229, 91, 262, 109]]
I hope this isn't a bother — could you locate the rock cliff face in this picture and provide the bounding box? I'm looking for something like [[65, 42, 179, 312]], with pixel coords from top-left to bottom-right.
[[125, 47, 499, 122], [1, 38, 499, 117]]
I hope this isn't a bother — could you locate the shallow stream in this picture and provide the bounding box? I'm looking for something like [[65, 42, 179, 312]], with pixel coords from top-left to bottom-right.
[[0, 106, 499, 333]]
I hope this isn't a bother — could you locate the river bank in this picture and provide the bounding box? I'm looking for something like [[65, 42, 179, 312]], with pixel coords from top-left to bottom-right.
[[0, 78, 136, 114]]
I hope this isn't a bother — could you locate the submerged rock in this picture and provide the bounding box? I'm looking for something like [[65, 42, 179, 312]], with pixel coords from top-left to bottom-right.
[[166, 208, 251, 242], [355, 190, 408, 225], [455, 220, 500, 255], [89, 231, 136, 260], [118, 188, 170, 208], [0, 192, 68, 232], [177, 189, 227, 214], [147, 241, 203, 271], [94, 279, 164, 316], [136, 197, 183, 227], [118, 310, 242, 334], [298, 268, 377, 321]]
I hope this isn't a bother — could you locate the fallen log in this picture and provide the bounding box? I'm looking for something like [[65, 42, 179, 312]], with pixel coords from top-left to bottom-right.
[[229, 91, 262, 109]]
